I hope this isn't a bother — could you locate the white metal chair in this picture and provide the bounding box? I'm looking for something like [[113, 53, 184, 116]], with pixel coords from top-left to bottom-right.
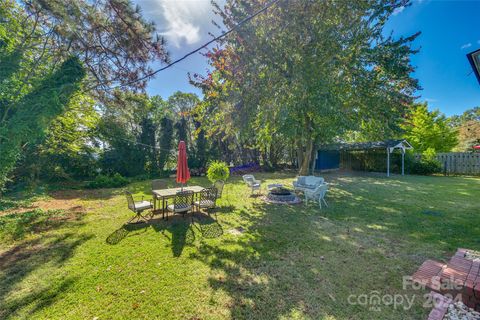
[[304, 183, 328, 209], [214, 180, 225, 198], [242, 174, 261, 194]]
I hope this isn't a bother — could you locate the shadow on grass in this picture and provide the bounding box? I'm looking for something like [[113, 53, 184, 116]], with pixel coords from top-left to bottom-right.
[[106, 206, 230, 257], [0, 231, 92, 319], [0, 210, 86, 243], [188, 192, 436, 319], [105, 222, 149, 245]]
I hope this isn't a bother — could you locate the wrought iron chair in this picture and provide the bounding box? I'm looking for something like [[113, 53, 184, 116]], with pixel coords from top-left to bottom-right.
[[213, 180, 225, 198], [194, 187, 218, 213], [125, 191, 153, 223], [166, 190, 194, 219]]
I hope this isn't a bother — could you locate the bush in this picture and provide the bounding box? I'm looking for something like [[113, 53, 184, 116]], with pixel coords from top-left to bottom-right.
[[85, 173, 129, 189], [207, 161, 230, 183], [405, 151, 442, 175], [410, 159, 442, 175], [0, 198, 32, 211]]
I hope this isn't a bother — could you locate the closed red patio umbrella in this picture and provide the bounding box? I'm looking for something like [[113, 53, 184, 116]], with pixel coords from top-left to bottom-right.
[[176, 141, 190, 189]]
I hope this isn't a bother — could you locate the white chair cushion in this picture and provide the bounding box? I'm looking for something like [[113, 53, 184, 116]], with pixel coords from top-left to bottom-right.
[[167, 204, 191, 212], [305, 176, 324, 186], [194, 200, 215, 208], [135, 201, 152, 210]]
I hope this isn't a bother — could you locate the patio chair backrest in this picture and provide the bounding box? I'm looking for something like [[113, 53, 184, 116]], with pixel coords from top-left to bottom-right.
[[242, 174, 255, 185], [152, 179, 168, 190], [214, 180, 225, 198], [174, 190, 194, 209], [125, 191, 135, 211], [198, 187, 218, 207]]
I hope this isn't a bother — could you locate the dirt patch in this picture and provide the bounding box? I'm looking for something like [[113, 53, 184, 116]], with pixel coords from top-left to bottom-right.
[[33, 199, 86, 212], [0, 188, 114, 217], [48, 188, 118, 201]]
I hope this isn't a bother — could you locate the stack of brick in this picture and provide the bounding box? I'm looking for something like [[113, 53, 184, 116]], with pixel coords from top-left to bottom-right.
[[412, 248, 480, 311]]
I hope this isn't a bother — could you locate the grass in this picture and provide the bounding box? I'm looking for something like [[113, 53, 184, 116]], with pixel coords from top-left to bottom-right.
[[0, 172, 479, 319]]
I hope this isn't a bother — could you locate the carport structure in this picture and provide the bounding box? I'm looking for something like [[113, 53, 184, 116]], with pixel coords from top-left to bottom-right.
[[316, 139, 413, 177]]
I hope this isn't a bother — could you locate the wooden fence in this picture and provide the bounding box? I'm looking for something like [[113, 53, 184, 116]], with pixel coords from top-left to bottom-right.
[[416, 152, 480, 175]]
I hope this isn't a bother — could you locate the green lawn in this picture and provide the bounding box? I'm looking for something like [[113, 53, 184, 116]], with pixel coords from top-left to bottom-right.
[[1, 173, 479, 319]]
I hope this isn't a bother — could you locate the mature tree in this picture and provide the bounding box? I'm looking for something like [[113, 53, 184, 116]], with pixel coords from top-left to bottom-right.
[[167, 92, 200, 117], [450, 107, 480, 151], [402, 103, 458, 153], [0, 57, 85, 188], [20, 94, 100, 182], [194, 120, 207, 169], [139, 117, 157, 174], [457, 120, 480, 151], [167, 92, 200, 146], [175, 117, 189, 145], [192, 0, 420, 174], [0, 0, 169, 189], [166, 92, 202, 167], [98, 91, 157, 176], [18, 0, 169, 96], [158, 116, 174, 172]]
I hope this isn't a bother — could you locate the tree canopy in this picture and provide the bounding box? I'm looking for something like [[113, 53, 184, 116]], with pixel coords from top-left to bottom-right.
[[192, 0, 420, 174], [401, 103, 458, 153], [0, 0, 169, 189]]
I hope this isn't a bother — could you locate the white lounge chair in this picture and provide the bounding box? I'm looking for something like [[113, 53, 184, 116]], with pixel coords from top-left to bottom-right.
[[242, 174, 261, 194], [304, 183, 328, 209]]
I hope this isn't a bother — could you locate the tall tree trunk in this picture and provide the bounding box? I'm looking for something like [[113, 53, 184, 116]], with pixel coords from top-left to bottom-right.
[[298, 115, 314, 175], [296, 142, 303, 172], [299, 138, 313, 175]]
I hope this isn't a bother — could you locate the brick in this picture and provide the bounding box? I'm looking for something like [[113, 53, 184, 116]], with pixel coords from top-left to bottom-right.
[[472, 260, 480, 269], [474, 285, 480, 298], [441, 267, 467, 281], [449, 256, 472, 268], [467, 273, 477, 282], [465, 300, 476, 309], [428, 292, 451, 320], [428, 309, 446, 320], [465, 280, 475, 296]]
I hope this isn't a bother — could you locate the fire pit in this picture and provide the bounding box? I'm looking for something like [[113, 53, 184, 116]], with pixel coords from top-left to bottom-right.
[[264, 187, 301, 204]]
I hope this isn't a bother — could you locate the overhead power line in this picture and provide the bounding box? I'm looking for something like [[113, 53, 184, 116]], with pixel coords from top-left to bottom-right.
[[109, 0, 282, 91]]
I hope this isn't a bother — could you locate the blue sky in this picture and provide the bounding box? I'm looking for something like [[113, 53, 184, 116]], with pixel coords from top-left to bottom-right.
[[135, 0, 480, 116]]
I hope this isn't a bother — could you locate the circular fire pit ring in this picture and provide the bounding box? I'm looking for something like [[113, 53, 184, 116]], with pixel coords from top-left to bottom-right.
[[264, 187, 302, 205]]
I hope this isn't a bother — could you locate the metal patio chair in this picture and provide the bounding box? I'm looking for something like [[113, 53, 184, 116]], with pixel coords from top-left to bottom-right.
[[125, 191, 153, 223], [166, 190, 194, 220], [194, 187, 218, 213]]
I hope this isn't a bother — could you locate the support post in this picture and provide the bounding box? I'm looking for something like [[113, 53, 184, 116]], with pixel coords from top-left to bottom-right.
[[401, 149, 405, 176], [387, 147, 390, 177]]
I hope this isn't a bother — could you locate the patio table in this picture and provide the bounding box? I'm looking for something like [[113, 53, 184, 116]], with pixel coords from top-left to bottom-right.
[[152, 186, 205, 217]]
